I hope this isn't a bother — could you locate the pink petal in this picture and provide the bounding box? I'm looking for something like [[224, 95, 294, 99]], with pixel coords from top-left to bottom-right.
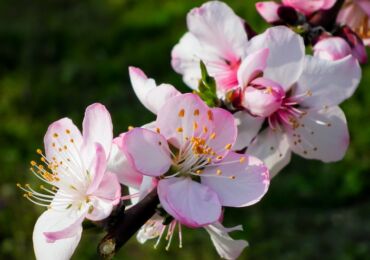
[[108, 136, 143, 189], [44, 118, 83, 164], [205, 222, 248, 260], [86, 143, 107, 194], [314, 37, 352, 61], [123, 128, 172, 177], [129, 67, 180, 114], [155, 93, 211, 147], [256, 1, 281, 23], [248, 128, 291, 178], [237, 48, 269, 87], [233, 111, 264, 150], [295, 55, 361, 108], [33, 210, 83, 260], [285, 106, 349, 162], [81, 103, 113, 166], [246, 26, 305, 90], [207, 107, 237, 157], [201, 152, 269, 207], [282, 0, 332, 15], [158, 177, 222, 227]]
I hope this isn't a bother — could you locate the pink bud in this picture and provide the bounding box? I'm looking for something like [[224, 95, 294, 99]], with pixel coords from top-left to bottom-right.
[[256, 1, 281, 23], [242, 78, 285, 117], [339, 26, 368, 64], [313, 37, 352, 61]]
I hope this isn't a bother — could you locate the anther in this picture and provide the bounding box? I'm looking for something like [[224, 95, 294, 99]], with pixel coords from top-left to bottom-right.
[[229, 176, 236, 180], [225, 144, 232, 150], [210, 133, 216, 139], [178, 109, 185, 117], [193, 122, 198, 130], [203, 127, 208, 133], [65, 129, 71, 134], [176, 127, 183, 133], [53, 133, 58, 138], [30, 161, 37, 166], [196, 170, 203, 174], [194, 109, 200, 116], [207, 110, 213, 121], [70, 138, 74, 143], [239, 157, 246, 163], [128, 126, 134, 130], [216, 155, 223, 160], [156, 128, 161, 133], [36, 149, 43, 154], [216, 169, 222, 175]]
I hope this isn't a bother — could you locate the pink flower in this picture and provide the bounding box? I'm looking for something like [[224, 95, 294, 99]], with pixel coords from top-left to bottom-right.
[[282, 0, 336, 15], [337, 0, 370, 46], [256, 2, 282, 23], [313, 36, 352, 61], [121, 93, 269, 228], [172, 1, 248, 92], [18, 104, 121, 260], [234, 26, 361, 177]]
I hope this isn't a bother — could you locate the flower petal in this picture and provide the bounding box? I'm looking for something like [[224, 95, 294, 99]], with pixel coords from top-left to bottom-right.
[[33, 210, 83, 260], [129, 66, 180, 114], [233, 111, 264, 150], [285, 106, 349, 162], [81, 103, 113, 166], [246, 26, 305, 90], [158, 177, 222, 227], [123, 128, 172, 177], [313, 37, 352, 61], [294, 55, 361, 108], [256, 1, 281, 23], [108, 134, 143, 189], [155, 93, 211, 147], [86, 143, 107, 194], [205, 222, 248, 260], [247, 128, 291, 178], [237, 48, 269, 87], [201, 152, 269, 207], [44, 118, 83, 163]]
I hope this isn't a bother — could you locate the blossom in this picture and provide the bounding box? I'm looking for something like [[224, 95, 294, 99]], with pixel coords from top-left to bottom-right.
[[234, 26, 361, 177], [337, 26, 368, 64], [18, 103, 121, 260], [171, 1, 248, 92], [337, 0, 370, 46], [313, 36, 352, 61], [121, 93, 269, 227]]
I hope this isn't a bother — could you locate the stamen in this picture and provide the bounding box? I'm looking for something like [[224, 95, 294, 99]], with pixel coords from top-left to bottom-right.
[[178, 109, 185, 117], [193, 109, 200, 116]]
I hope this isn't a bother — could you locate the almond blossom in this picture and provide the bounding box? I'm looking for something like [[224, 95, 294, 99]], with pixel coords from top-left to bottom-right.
[[234, 26, 361, 176], [18, 104, 121, 260], [120, 93, 269, 228], [337, 0, 370, 46]]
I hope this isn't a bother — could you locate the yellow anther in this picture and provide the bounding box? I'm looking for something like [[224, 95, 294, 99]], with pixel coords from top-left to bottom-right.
[[30, 161, 37, 166], [16, 183, 21, 188], [239, 157, 246, 163], [196, 170, 203, 174], [58, 148, 62, 152], [23, 194, 28, 198], [216, 169, 222, 175], [194, 109, 200, 116], [28, 192, 33, 197], [207, 110, 214, 121], [229, 176, 236, 180], [193, 122, 198, 130], [65, 129, 71, 134], [41, 157, 46, 162], [25, 183, 30, 188], [40, 185, 45, 189], [53, 133, 58, 138], [203, 127, 208, 133], [225, 144, 232, 150], [176, 127, 183, 133], [156, 128, 161, 133], [70, 138, 74, 143], [36, 149, 43, 154], [306, 90, 312, 97], [178, 109, 185, 117], [216, 155, 223, 160], [207, 158, 212, 163], [63, 145, 67, 150], [210, 133, 216, 139], [128, 126, 134, 130]]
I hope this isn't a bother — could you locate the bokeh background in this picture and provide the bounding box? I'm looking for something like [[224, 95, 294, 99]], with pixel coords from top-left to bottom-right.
[[1, 0, 369, 259]]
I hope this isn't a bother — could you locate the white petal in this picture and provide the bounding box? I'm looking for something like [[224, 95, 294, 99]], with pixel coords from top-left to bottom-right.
[[205, 222, 248, 260], [233, 111, 264, 150], [33, 210, 83, 260], [246, 26, 305, 90], [285, 106, 349, 162], [247, 128, 291, 178], [294, 55, 361, 108]]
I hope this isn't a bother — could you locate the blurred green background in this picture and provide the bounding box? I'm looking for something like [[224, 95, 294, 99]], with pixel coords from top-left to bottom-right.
[[1, 0, 369, 259]]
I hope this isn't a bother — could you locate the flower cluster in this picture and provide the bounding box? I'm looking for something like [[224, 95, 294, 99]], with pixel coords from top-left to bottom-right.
[[18, 1, 365, 259]]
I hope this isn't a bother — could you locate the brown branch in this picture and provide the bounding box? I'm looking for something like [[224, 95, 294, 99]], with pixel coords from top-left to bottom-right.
[[98, 188, 159, 259]]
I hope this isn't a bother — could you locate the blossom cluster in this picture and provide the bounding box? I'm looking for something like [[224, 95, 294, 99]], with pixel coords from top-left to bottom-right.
[[18, 1, 366, 259]]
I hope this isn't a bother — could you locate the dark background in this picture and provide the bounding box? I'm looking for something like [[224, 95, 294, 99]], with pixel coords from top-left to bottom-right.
[[1, 0, 369, 259]]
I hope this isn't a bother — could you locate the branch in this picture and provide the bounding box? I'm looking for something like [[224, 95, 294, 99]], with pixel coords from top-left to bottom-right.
[[98, 188, 159, 259]]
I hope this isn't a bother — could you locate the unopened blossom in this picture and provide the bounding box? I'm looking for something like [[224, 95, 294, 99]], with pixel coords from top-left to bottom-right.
[[313, 36, 352, 61], [256, 0, 335, 23], [337, 0, 370, 46], [18, 104, 121, 260], [337, 26, 368, 64], [121, 93, 269, 227], [234, 26, 361, 177]]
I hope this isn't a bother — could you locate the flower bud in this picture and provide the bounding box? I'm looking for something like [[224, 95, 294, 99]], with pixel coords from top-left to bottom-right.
[[313, 36, 352, 61], [337, 26, 368, 64], [242, 77, 285, 117]]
